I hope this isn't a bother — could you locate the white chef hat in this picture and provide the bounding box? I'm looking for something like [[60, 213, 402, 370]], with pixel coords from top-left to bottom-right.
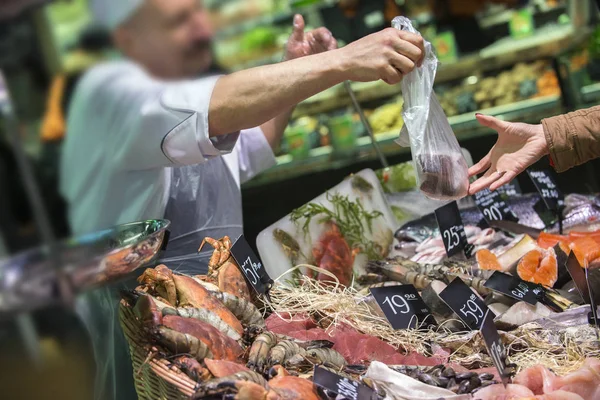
[[89, 0, 145, 31]]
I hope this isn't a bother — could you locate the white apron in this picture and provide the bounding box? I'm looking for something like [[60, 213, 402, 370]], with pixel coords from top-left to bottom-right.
[[80, 156, 243, 400]]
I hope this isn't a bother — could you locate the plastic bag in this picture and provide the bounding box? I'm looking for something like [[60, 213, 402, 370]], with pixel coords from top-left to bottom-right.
[[392, 16, 469, 201]]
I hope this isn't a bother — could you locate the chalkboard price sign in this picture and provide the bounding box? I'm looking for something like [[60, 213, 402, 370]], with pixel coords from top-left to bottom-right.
[[370, 285, 436, 330], [527, 169, 565, 211], [473, 188, 518, 223], [231, 235, 273, 295], [435, 202, 469, 258]]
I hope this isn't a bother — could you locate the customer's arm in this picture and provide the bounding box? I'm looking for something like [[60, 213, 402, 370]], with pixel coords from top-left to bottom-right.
[[469, 106, 600, 194], [542, 105, 600, 173]]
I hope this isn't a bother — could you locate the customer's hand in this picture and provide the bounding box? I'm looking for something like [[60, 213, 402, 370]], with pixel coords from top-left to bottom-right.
[[468, 114, 550, 195], [284, 15, 338, 61], [337, 28, 424, 85]]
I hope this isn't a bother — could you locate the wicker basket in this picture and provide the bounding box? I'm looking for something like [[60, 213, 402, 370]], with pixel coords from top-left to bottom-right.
[[119, 301, 198, 399]]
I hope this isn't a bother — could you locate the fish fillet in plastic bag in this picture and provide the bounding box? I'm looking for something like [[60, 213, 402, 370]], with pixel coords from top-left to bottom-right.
[[392, 16, 469, 201]]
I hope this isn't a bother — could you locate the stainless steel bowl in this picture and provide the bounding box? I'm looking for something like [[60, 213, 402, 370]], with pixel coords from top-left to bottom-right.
[[0, 219, 170, 316]]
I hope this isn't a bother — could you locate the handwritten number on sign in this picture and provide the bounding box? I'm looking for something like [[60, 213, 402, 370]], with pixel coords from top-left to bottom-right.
[[460, 296, 484, 326], [382, 295, 411, 315], [242, 256, 260, 285], [483, 205, 503, 221], [443, 227, 461, 251]]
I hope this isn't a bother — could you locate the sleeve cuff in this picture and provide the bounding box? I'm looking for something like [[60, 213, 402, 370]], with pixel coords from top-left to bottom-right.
[[541, 114, 575, 173], [160, 75, 240, 164]]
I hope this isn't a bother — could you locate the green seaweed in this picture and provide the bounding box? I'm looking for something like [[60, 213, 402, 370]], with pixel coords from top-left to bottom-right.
[[290, 192, 384, 260]]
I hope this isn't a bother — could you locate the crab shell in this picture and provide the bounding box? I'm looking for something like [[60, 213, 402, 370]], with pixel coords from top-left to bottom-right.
[[162, 315, 244, 362]]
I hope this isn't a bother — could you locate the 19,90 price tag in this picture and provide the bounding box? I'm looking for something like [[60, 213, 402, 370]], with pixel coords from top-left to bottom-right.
[[230, 235, 273, 295], [370, 285, 436, 330], [435, 202, 469, 258], [439, 278, 493, 330]]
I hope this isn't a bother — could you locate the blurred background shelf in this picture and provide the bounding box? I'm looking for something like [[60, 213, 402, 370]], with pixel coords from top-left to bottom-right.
[[244, 94, 562, 188]]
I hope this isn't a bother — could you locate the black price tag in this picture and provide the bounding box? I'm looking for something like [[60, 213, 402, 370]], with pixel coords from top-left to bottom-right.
[[497, 181, 522, 197], [565, 252, 590, 303], [370, 285, 436, 330], [439, 278, 493, 330], [527, 169, 565, 212], [313, 366, 375, 400], [481, 311, 510, 387], [435, 202, 469, 258], [230, 235, 273, 295], [484, 271, 543, 305], [473, 189, 518, 223]]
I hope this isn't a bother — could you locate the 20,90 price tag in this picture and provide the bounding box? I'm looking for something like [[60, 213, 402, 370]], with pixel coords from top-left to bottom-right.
[[473, 188, 518, 223], [370, 285, 436, 330], [527, 169, 564, 212], [435, 202, 469, 258], [230, 235, 273, 295]]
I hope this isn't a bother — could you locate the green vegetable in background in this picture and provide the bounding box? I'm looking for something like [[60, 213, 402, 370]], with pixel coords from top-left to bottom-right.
[[240, 27, 278, 52], [376, 162, 417, 194], [290, 192, 384, 260]]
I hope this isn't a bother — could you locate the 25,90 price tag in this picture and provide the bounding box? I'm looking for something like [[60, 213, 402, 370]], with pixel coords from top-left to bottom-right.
[[230, 235, 273, 295], [370, 285, 436, 330], [435, 202, 470, 258]]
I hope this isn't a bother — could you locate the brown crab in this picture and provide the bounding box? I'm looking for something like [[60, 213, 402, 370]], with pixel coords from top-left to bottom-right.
[[137, 264, 177, 305], [199, 237, 251, 301]]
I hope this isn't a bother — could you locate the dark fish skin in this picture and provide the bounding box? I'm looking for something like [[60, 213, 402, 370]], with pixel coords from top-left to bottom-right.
[[395, 194, 600, 242]]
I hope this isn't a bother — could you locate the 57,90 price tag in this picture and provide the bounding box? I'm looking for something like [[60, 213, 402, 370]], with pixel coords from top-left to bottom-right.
[[230, 235, 273, 295], [370, 285, 436, 330]]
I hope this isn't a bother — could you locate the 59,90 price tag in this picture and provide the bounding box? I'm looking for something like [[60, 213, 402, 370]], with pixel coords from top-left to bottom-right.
[[230, 235, 273, 295], [370, 285, 436, 330], [313, 366, 375, 400], [439, 278, 492, 330], [435, 201, 470, 258], [440, 278, 509, 386]]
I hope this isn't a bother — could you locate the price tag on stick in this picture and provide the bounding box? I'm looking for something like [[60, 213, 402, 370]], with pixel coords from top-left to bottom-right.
[[481, 311, 510, 387], [230, 235, 273, 295], [527, 169, 565, 212], [565, 252, 591, 303], [473, 188, 518, 223], [313, 366, 375, 400], [565, 253, 599, 339], [370, 285, 436, 330], [435, 202, 469, 258], [439, 278, 493, 330], [484, 271, 543, 305]]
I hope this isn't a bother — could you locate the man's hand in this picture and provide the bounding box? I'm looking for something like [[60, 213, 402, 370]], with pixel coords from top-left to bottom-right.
[[338, 28, 424, 85], [284, 15, 338, 61], [468, 114, 550, 195]]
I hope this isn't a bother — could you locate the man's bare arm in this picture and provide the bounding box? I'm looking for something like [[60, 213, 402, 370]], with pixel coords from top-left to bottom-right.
[[208, 29, 424, 138]]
